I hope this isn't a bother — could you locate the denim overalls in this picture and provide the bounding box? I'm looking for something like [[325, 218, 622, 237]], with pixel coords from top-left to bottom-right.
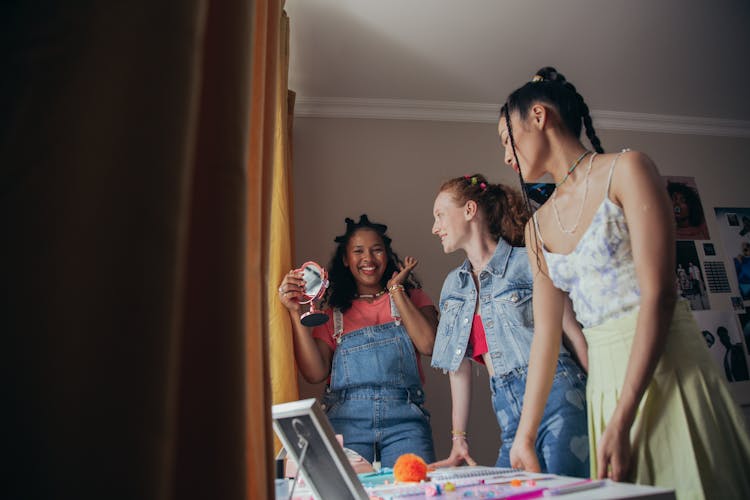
[[431, 238, 589, 476], [321, 297, 436, 467]]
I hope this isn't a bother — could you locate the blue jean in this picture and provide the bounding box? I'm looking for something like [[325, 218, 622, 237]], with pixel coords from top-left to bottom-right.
[[323, 320, 435, 468], [491, 354, 589, 477], [322, 386, 435, 467]]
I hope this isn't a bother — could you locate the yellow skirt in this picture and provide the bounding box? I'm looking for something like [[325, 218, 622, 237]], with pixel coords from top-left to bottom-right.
[[584, 301, 750, 500]]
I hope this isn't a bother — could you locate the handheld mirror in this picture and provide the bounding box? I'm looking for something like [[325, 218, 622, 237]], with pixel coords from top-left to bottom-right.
[[297, 261, 329, 327]]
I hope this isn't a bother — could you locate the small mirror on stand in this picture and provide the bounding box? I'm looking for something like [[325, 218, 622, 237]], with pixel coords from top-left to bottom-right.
[[297, 261, 329, 327]]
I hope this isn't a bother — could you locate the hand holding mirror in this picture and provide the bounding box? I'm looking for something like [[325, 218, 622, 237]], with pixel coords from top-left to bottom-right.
[[295, 261, 329, 327]]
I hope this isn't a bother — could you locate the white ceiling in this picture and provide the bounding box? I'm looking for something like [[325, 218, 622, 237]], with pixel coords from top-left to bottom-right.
[[285, 0, 750, 122]]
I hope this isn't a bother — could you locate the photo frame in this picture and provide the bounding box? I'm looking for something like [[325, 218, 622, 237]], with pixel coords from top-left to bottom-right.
[[272, 398, 369, 500]]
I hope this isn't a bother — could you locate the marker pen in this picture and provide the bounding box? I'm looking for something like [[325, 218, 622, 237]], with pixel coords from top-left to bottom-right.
[[543, 479, 607, 496]]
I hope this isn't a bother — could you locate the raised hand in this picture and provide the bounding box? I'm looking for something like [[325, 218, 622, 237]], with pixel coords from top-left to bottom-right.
[[387, 255, 418, 290]]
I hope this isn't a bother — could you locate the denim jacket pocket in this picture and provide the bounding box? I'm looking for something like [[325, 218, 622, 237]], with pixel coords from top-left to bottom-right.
[[439, 298, 463, 317], [433, 298, 464, 367], [492, 286, 533, 326]]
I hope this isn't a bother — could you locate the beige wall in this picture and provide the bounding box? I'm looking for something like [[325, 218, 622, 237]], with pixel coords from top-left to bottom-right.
[[289, 116, 750, 466]]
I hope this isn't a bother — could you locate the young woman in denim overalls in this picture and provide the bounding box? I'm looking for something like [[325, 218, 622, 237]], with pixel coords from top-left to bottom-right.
[[430, 175, 589, 477], [278, 215, 437, 467]]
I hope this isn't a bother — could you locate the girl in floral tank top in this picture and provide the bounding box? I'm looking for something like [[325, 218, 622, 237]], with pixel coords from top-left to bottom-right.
[[496, 66, 750, 500]]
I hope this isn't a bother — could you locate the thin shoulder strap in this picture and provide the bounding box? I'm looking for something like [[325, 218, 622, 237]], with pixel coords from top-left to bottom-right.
[[606, 148, 630, 197], [532, 212, 546, 247]]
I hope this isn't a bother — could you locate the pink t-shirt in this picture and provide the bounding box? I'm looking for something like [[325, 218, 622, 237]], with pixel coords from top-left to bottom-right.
[[312, 288, 432, 348], [312, 288, 435, 382]]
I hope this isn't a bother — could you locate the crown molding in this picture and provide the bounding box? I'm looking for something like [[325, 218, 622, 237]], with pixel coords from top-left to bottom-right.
[[295, 97, 750, 138], [591, 110, 750, 138]]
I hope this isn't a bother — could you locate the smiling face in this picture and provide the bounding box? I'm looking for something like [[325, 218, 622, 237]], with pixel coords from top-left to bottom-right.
[[343, 228, 387, 293], [432, 189, 470, 254]]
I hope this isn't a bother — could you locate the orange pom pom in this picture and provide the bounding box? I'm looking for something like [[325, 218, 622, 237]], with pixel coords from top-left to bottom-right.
[[393, 453, 428, 483]]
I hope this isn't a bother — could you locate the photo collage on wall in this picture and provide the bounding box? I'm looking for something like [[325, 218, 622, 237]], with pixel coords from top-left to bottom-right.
[[714, 207, 750, 364], [665, 176, 712, 310], [663, 177, 750, 389]]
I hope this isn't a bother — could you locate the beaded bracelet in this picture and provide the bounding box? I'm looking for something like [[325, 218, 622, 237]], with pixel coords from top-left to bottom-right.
[[388, 284, 405, 295], [451, 429, 467, 441]]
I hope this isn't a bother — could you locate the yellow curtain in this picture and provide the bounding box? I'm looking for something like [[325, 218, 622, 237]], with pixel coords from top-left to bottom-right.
[[268, 13, 300, 416], [247, 0, 292, 496]]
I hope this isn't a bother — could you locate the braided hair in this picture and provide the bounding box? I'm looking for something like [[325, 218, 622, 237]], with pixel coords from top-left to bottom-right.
[[327, 214, 421, 312], [438, 175, 529, 247], [502, 66, 604, 155]]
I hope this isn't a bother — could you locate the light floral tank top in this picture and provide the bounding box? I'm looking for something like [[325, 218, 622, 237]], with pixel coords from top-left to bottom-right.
[[533, 150, 641, 328]]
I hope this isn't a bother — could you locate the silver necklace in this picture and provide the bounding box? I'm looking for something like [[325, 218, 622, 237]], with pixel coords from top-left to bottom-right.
[[551, 152, 597, 234]]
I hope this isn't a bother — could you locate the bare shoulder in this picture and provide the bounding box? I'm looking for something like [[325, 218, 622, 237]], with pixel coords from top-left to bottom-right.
[[608, 149, 663, 206], [612, 149, 660, 178]]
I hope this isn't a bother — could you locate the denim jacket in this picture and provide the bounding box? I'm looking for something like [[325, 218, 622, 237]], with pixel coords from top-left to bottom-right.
[[431, 238, 568, 375]]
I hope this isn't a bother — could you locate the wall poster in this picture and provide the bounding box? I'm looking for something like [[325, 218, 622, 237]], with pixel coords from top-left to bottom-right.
[[676, 241, 710, 310], [664, 176, 710, 240], [714, 207, 750, 304], [694, 310, 750, 384]]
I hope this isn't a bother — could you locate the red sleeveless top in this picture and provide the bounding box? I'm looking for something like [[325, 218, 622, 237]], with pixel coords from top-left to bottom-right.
[[469, 314, 488, 364]]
